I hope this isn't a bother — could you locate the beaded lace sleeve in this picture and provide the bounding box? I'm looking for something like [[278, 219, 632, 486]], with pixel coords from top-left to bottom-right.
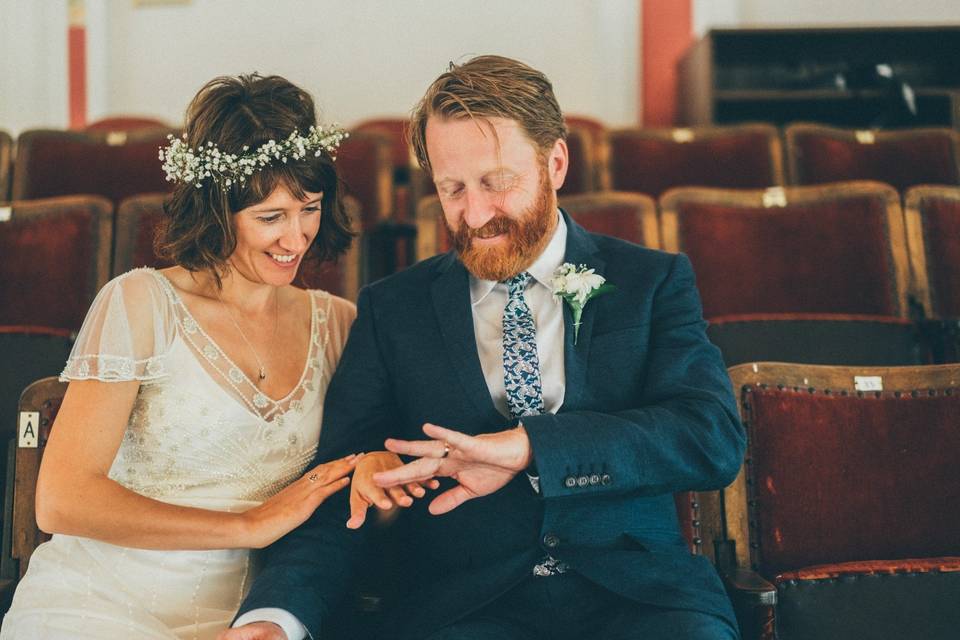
[[60, 268, 176, 383]]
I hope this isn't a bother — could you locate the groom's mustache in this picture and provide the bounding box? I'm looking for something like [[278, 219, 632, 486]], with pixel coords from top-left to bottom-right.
[[451, 215, 519, 251]]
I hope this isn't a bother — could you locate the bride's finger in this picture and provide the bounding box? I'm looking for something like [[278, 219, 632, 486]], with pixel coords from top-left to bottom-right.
[[307, 454, 359, 485], [406, 482, 425, 498], [309, 476, 351, 504]]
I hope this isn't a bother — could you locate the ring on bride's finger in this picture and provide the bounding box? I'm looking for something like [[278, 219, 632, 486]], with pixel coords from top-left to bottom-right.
[[308, 473, 319, 482], [440, 442, 450, 458]]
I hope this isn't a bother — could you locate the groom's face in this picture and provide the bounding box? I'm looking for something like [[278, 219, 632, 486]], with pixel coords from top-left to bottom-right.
[[427, 115, 568, 281]]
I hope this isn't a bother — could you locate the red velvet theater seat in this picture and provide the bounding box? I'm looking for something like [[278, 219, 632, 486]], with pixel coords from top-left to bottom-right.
[[0, 196, 112, 331], [354, 118, 432, 225], [11, 128, 175, 206], [785, 124, 960, 191], [719, 362, 960, 640], [112, 193, 172, 276], [905, 185, 960, 319], [707, 314, 927, 367], [558, 191, 659, 248], [558, 126, 600, 196], [658, 182, 912, 319], [414, 195, 449, 260], [326, 130, 391, 233], [0, 130, 12, 201], [608, 124, 784, 199], [84, 116, 171, 132]]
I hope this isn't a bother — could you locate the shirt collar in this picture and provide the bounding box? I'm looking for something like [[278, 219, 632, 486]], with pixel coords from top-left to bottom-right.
[[469, 210, 567, 305]]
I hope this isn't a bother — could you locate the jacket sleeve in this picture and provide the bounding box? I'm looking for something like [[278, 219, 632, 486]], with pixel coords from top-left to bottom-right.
[[235, 286, 396, 637], [523, 253, 745, 499]]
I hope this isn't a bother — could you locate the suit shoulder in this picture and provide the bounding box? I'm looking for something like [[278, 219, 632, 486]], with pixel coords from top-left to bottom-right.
[[590, 232, 679, 273], [360, 252, 450, 304]]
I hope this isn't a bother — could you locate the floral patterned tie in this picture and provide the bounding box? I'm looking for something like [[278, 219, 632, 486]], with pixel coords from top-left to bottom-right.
[[501, 272, 568, 576], [502, 272, 544, 419]]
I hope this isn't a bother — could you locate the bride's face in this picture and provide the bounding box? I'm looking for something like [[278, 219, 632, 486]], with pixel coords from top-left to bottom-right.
[[228, 185, 323, 287]]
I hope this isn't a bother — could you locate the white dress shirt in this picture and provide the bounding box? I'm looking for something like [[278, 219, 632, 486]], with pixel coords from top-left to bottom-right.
[[236, 211, 569, 639]]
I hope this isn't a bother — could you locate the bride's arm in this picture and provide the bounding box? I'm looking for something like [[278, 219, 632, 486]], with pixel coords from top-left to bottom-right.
[[35, 379, 356, 550]]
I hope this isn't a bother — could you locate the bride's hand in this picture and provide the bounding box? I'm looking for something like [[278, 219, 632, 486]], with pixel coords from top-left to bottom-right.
[[239, 454, 358, 548], [347, 452, 439, 529]]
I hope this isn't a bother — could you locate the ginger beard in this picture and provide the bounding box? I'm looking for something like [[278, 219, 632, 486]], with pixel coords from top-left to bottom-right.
[[447, 164, 555, 282]]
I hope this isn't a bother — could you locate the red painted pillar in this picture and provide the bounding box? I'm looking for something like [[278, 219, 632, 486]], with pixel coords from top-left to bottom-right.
[[641, 0, 693, 127], [68, 0, 87, 129]]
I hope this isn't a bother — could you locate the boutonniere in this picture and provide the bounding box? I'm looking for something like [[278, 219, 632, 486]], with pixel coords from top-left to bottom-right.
[[550, 263, 616, 345]]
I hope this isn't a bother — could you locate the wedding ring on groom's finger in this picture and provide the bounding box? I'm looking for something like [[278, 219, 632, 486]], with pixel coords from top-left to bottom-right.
[[440, 442, 450, 458]]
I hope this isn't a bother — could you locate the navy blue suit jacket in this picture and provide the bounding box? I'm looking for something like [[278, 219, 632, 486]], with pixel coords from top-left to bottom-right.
[[238, 212, 746, 638]]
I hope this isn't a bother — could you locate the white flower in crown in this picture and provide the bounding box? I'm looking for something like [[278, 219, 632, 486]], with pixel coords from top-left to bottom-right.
[[550, 263, 615, 345], [159, 124, 348, 189]]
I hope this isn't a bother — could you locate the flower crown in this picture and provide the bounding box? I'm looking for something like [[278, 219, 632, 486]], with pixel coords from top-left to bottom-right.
[[159, 124, 348, 189]]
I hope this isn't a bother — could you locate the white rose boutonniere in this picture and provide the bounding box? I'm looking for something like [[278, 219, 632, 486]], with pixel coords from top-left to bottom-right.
[[551, 263, 616, 345]]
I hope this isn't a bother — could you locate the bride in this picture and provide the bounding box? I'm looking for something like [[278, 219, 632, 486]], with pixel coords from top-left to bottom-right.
[[1, 74, 393, 639]]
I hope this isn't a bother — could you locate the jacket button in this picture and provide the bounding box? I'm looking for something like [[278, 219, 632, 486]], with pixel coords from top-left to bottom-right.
[[564, 476, 577, 488], [543, 534, 560, 549], [601, 473, 612, 485], [589, 474, 601, 485], [577, 476, 589, 487]]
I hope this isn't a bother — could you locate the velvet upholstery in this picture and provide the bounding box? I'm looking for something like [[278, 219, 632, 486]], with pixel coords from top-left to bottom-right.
[[11, 129, 174, 205], [0, 196, 113, 330], [659, 182, 910, 319], [113, 193, 172, 276], [335, 130, 393, 231], [609, 125, 783, 199], [786, 124, 960, 191], [84, 117, 171, 132], [721, 362, 960, 640], [559, 191, 659, 248], [743, 386, 960, 576], [0, 130, 12, 201], [558, 127, 596, 196], [905, 186, 960, 318], [707, 313, 926, 366]]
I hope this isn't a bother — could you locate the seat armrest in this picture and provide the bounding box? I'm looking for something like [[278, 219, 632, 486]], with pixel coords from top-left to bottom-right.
[[723, 567, 777, 606], [719, 567, 777, 640]]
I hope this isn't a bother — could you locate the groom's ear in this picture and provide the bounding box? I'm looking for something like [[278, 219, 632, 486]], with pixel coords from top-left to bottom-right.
[[546, 138, 568, 191]]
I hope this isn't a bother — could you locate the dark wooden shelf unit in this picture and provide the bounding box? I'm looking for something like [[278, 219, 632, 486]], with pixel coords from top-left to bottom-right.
[[679, 26, 960, 128]]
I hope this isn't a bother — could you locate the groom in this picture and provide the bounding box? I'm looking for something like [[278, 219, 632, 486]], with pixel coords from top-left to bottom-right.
[[227, 55, 745, 640]]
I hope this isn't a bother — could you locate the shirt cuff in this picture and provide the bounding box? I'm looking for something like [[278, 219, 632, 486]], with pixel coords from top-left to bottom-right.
[[233, 608, 309, 640]]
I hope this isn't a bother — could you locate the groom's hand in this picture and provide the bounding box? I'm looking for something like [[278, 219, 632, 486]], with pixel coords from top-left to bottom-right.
[[374, 423, 533, 515], [216, 621, 286, 640], [347, 452, 439, 529]]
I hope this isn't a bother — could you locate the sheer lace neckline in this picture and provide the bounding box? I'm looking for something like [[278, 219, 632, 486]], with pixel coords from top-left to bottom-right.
[[148, 269, 331, 422]]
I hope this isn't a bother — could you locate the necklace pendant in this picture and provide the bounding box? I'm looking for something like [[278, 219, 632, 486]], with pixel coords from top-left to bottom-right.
[[258, 368, 266, 381]]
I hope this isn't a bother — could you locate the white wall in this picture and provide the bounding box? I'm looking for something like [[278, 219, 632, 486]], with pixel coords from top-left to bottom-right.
[[694, 0, 960, 35], [738, 0, 960, 26], [0, 0, 69, 134], [88, 0, 638, 130]]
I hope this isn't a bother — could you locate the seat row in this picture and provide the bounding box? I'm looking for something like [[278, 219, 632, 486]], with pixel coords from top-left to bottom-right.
[[3, 358, 957, 639], [0, 194, 361, 332], [419, 182, 960, 322]]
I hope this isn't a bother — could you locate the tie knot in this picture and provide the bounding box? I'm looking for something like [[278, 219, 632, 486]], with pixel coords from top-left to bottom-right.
[[503, 272, 532, 298]]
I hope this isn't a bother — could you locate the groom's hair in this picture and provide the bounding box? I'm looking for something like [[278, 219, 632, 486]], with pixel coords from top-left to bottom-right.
[[409, 55, 567, 176]]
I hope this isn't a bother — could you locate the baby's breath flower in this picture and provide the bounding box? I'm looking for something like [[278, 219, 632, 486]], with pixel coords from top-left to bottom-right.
[[159, 125, 348, 190]]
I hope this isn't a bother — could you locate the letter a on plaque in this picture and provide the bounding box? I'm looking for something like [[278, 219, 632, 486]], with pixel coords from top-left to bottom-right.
[[19, 411, 39, 448]]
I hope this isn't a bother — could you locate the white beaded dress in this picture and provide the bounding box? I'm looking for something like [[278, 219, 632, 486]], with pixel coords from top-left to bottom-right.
[[0, 268, 356, 640]]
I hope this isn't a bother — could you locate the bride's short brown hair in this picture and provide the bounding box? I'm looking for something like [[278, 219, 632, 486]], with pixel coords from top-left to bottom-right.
[[158, 74, 354, 276]]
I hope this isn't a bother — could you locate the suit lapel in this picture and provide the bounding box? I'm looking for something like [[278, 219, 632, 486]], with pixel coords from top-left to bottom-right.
[[431, 254, 505, 428], [559, 211, 604, 411]]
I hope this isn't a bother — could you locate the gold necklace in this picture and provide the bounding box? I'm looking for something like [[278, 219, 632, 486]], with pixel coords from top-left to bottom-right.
[[217, 288, 280, 384]]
